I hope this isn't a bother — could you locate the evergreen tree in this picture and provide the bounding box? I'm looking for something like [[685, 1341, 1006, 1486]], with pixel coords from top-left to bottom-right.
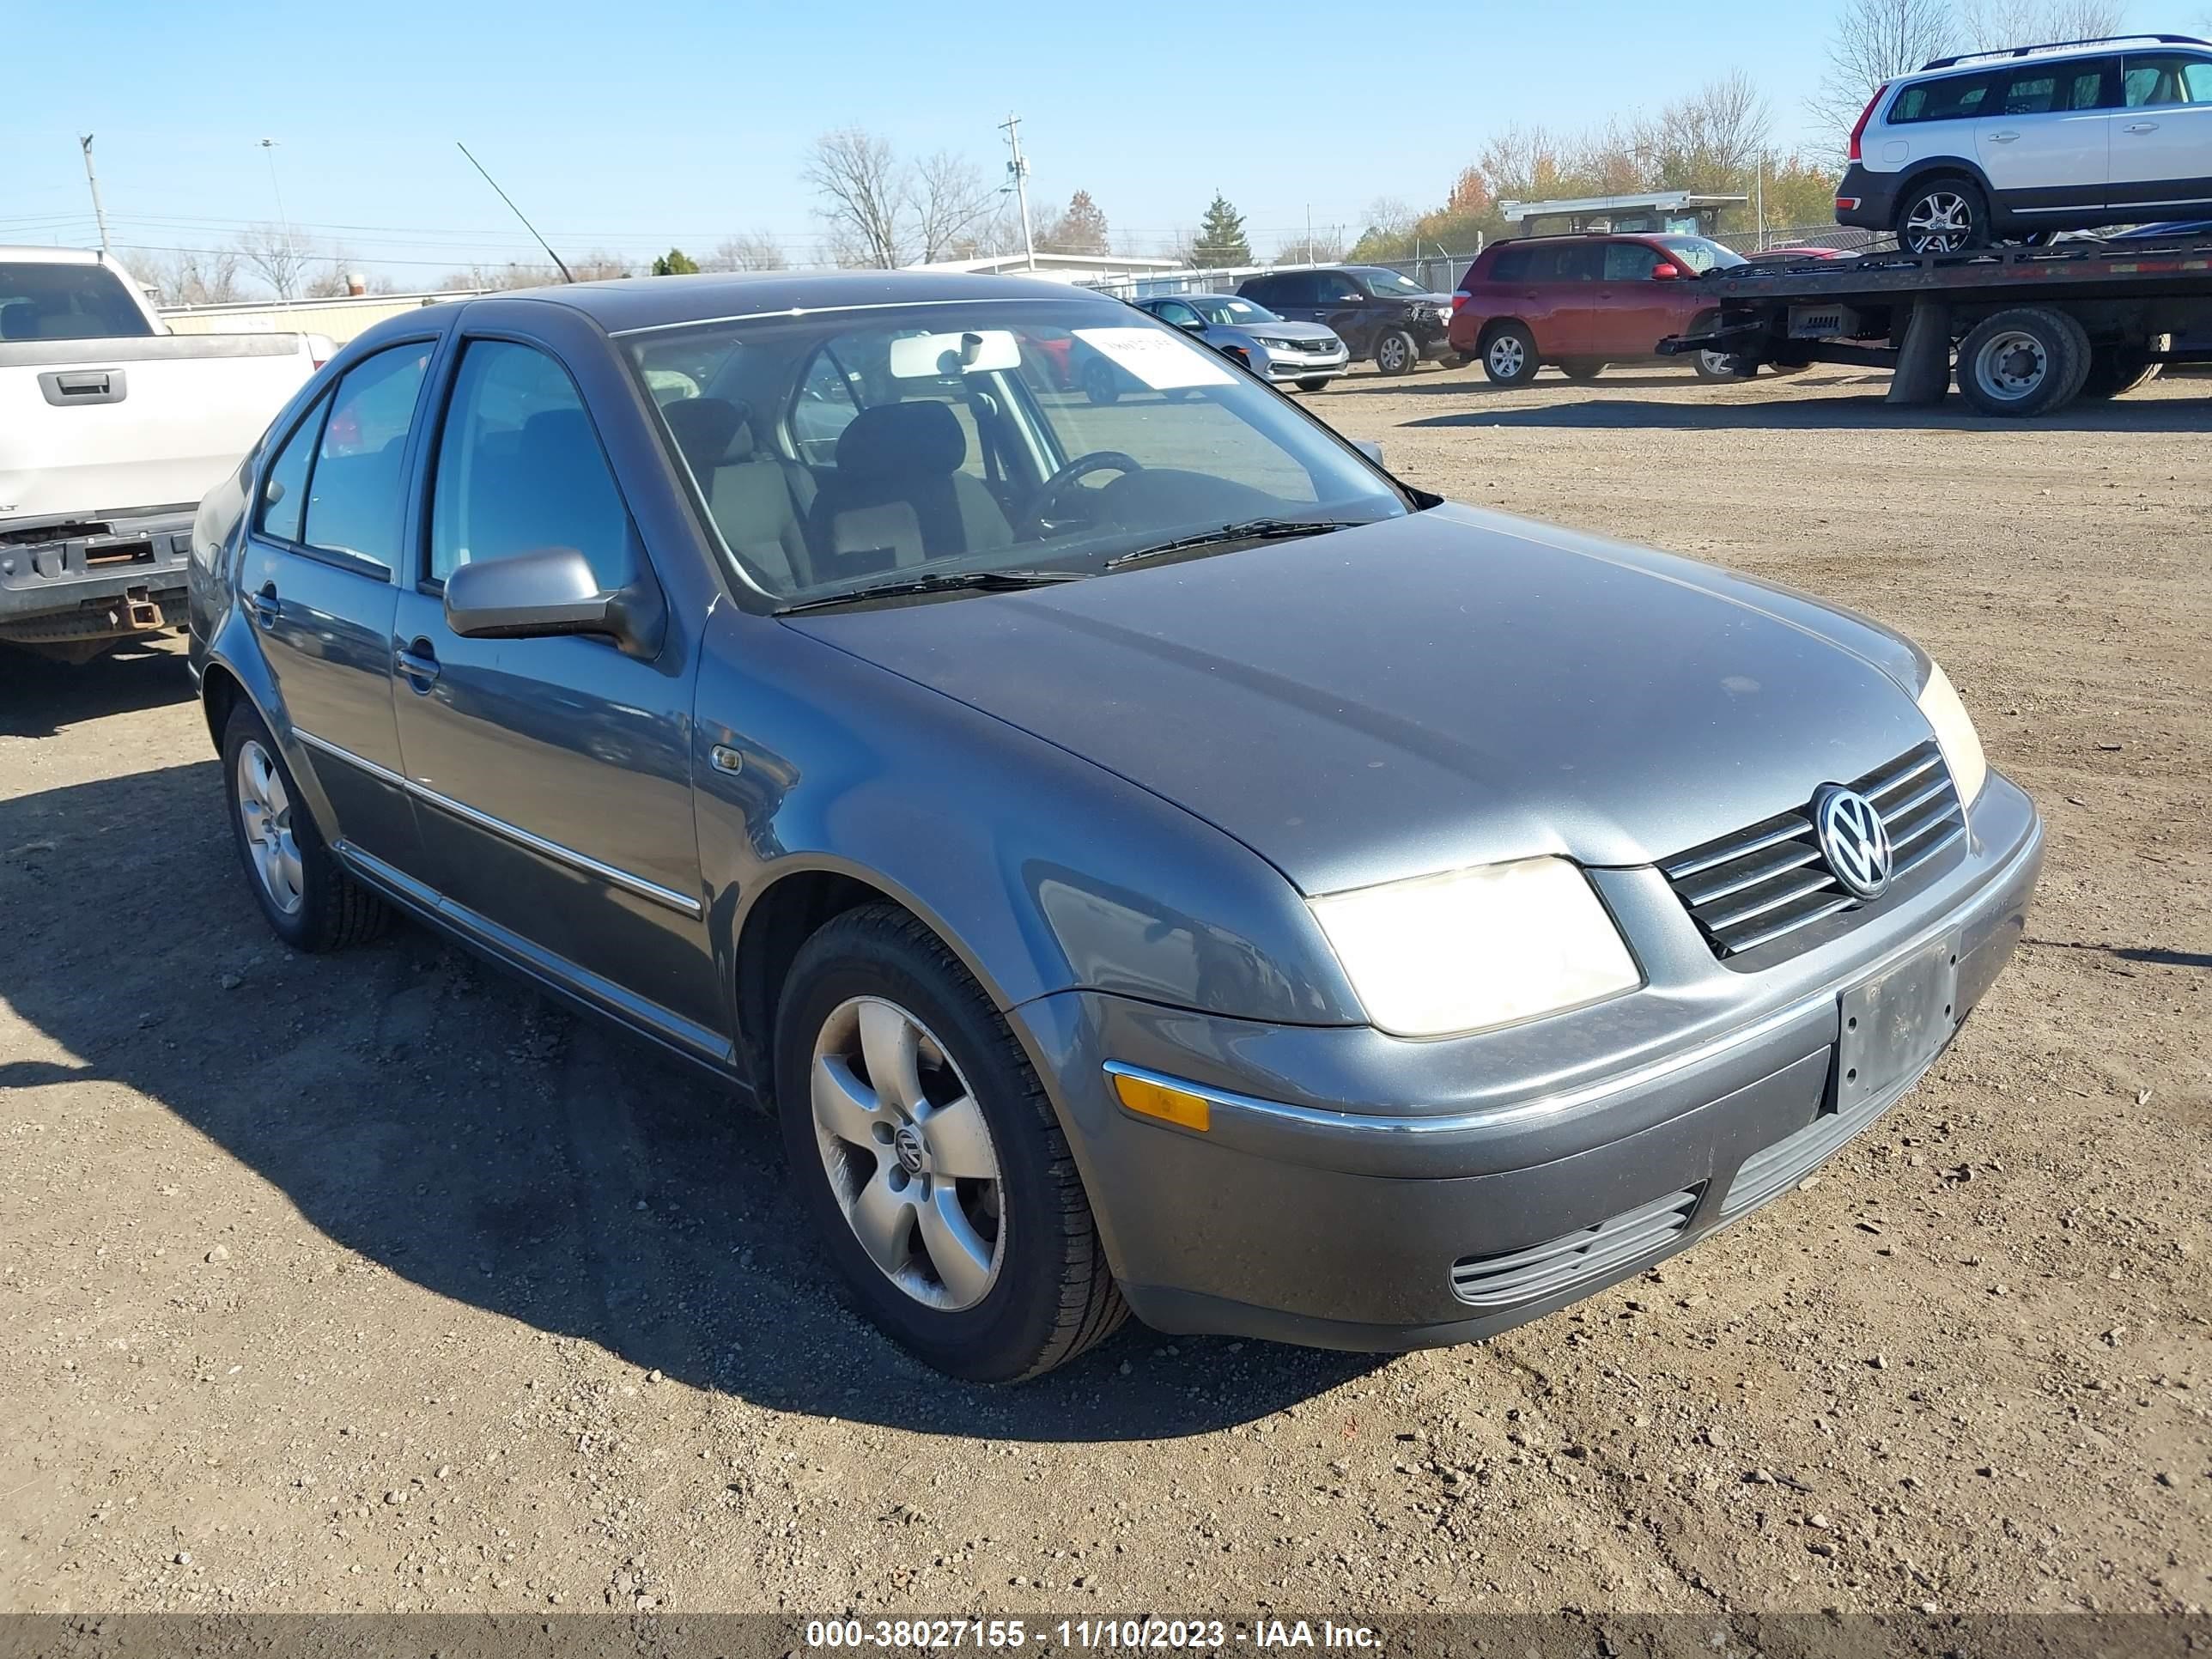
[[651, 248, 701, 276], [1045, 190, 1110, 255], [1191, 193, 1251, 267]]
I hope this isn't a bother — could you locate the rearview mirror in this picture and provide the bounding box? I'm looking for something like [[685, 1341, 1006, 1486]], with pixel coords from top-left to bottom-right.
[[443, 544, 665, 659]]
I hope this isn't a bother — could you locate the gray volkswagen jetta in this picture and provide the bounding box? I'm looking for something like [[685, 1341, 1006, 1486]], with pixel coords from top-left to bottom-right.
[[186, 271, 2041, 1382]]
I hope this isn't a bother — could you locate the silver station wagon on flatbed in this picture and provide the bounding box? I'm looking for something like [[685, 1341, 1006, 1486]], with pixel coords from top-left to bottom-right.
[[188, 271, 2041, 1382]]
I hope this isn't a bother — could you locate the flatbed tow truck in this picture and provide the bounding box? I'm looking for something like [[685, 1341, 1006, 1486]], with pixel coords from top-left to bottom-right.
[[1657, 232, 2212, 416]]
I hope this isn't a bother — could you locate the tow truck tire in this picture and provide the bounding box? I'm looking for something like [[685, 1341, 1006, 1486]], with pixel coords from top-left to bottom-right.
[[1480, 323, 1539, 386], [1955, 307, 2093, 416], [2078, 339, 2165, 401]]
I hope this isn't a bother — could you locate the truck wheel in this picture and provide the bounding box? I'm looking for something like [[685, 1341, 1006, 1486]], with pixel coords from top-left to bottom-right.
[[222, 703, 388, 952], [1374, 329, 1419, 376], [1955, 307, 2093, 416], [775, 903, 1127, 1382], [1558, 359, 1605, 382], [1897, 179, 1990, 254], [2078, 340, 2165, 400], [1480, 324, 1539, 386]]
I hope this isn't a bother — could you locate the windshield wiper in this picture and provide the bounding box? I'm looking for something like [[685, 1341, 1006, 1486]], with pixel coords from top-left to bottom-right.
[[1103, 519, 1358, 571], [775, 568, 1085, 614]]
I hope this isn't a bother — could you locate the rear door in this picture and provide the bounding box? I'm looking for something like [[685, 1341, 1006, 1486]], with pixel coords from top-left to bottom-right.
[[237, 337, 439, 884], [1880, 69, 2000, 177], [1509, 243, 1597, 360], [1976, 58, 2116, 218], [2109, 52, 2212, 213], [1589, 240, 1680, 361]]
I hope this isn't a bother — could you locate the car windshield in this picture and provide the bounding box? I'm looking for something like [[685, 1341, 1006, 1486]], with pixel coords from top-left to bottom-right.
[[1190, 295, 1279, 325], [1352, 267, 1428, 296], [624, 298, 1406, 606], [1656, 237, 1748, 273]]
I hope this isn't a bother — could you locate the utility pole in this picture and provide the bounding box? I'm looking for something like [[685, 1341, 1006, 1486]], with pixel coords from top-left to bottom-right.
[[258, 137, 297, 307], [78, 135, 112, 258], [1755, 151, 1767, 252], [1000, 113, 1036, 273], [1305, 204, 1314, 264]]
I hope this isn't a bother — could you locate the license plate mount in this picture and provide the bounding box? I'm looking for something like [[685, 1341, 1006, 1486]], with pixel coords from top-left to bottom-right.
[[1837, 931, 1960, 1112]]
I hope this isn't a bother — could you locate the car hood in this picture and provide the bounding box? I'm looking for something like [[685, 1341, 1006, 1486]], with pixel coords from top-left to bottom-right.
[[784, 504, 1934, 896]]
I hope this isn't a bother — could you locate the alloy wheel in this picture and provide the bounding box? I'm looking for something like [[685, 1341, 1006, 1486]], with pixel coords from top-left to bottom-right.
[[809, 995, 1005, 1312], [1903, 192, 1974, 253], [235, 738, 304, 915], [1379, 335, 1411, 373], [1486, 335, 1525, 378]]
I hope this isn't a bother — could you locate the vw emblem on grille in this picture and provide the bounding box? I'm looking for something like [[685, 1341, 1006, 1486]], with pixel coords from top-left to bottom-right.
[[1814, 785, 1893, 900], [891, 1124, 927, 1175]]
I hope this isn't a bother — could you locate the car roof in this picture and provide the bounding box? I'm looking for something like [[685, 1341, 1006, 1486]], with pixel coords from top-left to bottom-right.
[[1905, 35, 2208, 82], [493, 269, 1127, 335], [1495, 234, 1656, 248], [0, 246, 109, 266]]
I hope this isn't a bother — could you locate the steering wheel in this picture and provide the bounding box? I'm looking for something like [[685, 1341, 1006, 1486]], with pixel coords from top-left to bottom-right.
[[1018, 450, 1144, 536]]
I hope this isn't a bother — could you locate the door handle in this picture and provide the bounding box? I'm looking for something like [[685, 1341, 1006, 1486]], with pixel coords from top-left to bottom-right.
[[395, 636, 441, 690], [1988, 130, 2021, 143], [250, 583, 279, 628], [2124, 121, 2160, 133]]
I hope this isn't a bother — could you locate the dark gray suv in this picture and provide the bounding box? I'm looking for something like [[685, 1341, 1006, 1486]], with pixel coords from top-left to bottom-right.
[[188, 271, 2041, 1382]]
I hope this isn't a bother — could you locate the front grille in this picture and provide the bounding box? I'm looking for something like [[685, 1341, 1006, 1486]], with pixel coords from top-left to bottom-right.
[[1659, 742, 1965, 961], [1449, 1188, 1698, 1309]]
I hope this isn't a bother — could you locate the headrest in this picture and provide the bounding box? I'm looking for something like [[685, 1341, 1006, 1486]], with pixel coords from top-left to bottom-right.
[[660, 396, 754, 472], [836, 400, 964, 480]]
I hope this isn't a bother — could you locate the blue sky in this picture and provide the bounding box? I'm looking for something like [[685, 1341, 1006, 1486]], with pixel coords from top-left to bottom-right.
[[4, 0, 2145, 289]]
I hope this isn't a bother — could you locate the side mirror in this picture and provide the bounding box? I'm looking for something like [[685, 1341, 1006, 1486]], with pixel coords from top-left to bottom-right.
[[1650, 263, 1683, 281], [1352, 439, 1385, 467], [1173, 315, 1206, 332], [443, 544, 665, 659]]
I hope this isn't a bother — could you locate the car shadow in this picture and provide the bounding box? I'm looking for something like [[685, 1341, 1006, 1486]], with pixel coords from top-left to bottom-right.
[[0, 760, 1383, 1441], [1404, 391, 2212, 433], [0, 639, 198, 739]]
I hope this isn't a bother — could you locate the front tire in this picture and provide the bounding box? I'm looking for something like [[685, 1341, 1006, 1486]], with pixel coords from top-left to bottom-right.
[[1081, 358, 1121, 406], [1955, 306, 2093, 416], [221, 703, 387, 952], [775, 904, 1126, 1382], [1296, 376, 1332, 392], [1692, 349, 1753, 382], [1480, 323, 1539, 386], [1897, 178, 1991, 254], [1374, 329, 1419, 376]]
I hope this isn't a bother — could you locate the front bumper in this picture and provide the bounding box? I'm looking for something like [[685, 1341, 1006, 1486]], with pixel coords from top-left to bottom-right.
[[0, 506, 196, 646], [1012, 772, 2042, 1350], [1834, 165, 1898, 232], [1255, 348, 1349, 383]]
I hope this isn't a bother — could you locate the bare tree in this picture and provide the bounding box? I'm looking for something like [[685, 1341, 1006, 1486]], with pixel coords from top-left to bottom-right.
[[1042, 189, 1111, 255], [1810, 0, 1956, 142], [913, 150, 999, 264], [234, 222, 319, 301], [1272, 228, 1345, 264], [1629, 70, 1772, 189], [141, 247, 244, 306], [705, 230, 789, 271], [805, 128, 910, 269], [1954, 0, 2123, 47]]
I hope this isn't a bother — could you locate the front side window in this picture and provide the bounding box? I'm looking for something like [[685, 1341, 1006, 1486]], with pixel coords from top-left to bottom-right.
[[625, 300, 1407, 606], [429, 340, 633, 587], [2124, 53, 2212, 106], [1657, 237, 1748, 273], [1354, 267, 1428, 296], [1152, 300, 1202, 327], [1315, 275, 1366, 303], [1603, 242, 1662, 281], [1890, 71, 1998, 124], [1192, 296, 1278, 324], [256, 392, 330, 544], [301, 343, 431, 568], [0, 261, 152, 341]]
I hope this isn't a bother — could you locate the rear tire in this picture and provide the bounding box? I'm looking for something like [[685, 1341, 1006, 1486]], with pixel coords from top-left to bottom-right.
[[1374, 329, 1419, 376], [221, 702, 388, 953], [1480, 323, 1539, 386], [1558, 359, 1605, 382], [1896, 177, 1991, 254], [1954, 306, 2093, 416], [775, 904, 1127, 1382], [2077, 337, 2166, 401]]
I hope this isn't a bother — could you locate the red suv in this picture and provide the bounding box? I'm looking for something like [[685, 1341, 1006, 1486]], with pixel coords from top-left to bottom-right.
[[1448, 234, 1749, 386]]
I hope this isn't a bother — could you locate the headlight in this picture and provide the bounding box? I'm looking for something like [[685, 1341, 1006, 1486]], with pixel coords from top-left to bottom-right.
[[1917, 658, 1987, 805], [1254, 337, 1301, 351], [1308, 857, 1642, 1039]]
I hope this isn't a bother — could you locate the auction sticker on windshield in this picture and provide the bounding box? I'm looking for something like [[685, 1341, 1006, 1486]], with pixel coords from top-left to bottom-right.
[[1074, 327, 1236, 389]]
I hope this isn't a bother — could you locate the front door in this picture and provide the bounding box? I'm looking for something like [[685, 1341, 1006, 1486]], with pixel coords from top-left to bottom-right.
[[1589, 241, 1681, 362], [1976, 58, 2115, 218], [2108, 52, 2212, 214], [387, 334, 721, 1052], [236, 339, 438, 885]]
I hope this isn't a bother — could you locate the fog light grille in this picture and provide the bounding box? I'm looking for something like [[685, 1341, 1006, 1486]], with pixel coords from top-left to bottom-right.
[[1449, 1189, 1698, 1309]]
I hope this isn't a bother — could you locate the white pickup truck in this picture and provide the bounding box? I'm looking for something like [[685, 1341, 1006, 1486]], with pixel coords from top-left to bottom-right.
[[1, 247, 325, 662]]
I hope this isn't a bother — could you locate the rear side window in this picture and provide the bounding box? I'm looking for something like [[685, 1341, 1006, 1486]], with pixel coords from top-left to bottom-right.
[[0, 261, 153, 341], [256, 392, 330, 544], [1510, 244, 1601, 282], [1487, 246, 1531, 283], [1998, 58, 2113, 113], [1240, 276, 1284, 305], [301, 343, 432, 570], [429, 340, 633, 588], [1889, 71, 1998, 124]]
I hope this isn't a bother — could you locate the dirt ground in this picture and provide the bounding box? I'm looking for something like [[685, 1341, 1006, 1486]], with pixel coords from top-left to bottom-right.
[[2, 363, 2206, 1621]]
